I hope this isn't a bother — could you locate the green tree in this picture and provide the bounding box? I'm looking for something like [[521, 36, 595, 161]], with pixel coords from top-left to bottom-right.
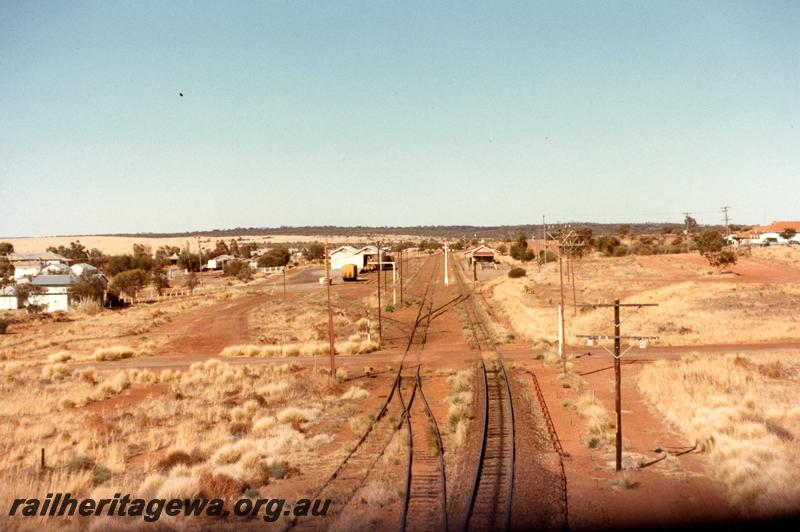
[[178, 250, 201, 272], [151, 268, 170, 295], [0, 242, 13, 256], [779, 228, 797, 241], [15, 283, 47, 313], [47, 241, 89, 261], [573, 227, 593, 257], [595, 235, 622, 256], [69, 274, 106, 302], [509, 233, 534, 262], [87, 248, 107, 269], [239, 243, 256, 259], [229, 240, 240, 257], [110, 269, 148, 298], [694, 230, 736, 270], [257, 248, 290, 268], [303, 242, 325, 261], [0, 258, 14, 286], [212, 240, 229, 257], [185, 273, 200, 291]]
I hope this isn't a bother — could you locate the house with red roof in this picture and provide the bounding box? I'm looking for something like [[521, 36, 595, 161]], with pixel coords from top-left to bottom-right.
[[732, 221, 800, 246]]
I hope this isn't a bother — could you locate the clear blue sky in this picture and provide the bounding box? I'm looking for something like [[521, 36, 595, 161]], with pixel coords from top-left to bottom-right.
[[1, 1, 798, 237]]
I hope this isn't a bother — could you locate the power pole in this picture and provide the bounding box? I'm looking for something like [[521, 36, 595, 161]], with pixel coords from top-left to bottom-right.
[[576, 301, 658, 472], [376, 241, 382, 347], [548, 228, 583, 372], [399, 248, 404, 304], [721, 206, 731, 236], [542, 215, 547, 266], [557, 246, 566, 371], [569, 251, 577, 315], [282, 266, 287, 300], [682, 212, 692, 253], [324, 242, 335, 375], [444, 242, 449, 287]]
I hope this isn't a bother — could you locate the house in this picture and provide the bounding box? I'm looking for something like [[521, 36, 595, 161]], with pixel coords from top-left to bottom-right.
[[27, 274, 78, 313], [0, 285, 22, 310], [71, 263, 98, 277], [207, 254, 235, 270], [464, 244, 499, 264], [41, 263, 71, 275], [9, 252, 70, 280], [732, 221, 800, 246]]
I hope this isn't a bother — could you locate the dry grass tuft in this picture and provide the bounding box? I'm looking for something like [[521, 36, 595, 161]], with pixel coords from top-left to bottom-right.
[[638, 352, 800, 516], [92, 345, 136, 361]]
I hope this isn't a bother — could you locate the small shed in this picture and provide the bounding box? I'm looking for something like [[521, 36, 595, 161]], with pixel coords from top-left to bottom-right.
[[464, 245, 499, 264], [207, 255, 235, 270]]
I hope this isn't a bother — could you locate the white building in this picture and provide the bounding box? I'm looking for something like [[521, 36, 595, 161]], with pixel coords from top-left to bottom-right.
[[71, 263, 98, 276], [0, 285, 22, 310], [27, 275, 77, 312], [733, 221, 800, 246], [9, 252, 70, 280], [328, 245, 383, 272], [328, 246, 359, 271]]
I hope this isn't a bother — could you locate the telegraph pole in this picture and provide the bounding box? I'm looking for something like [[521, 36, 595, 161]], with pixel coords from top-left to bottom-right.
[[542, 215, 547, 266], [576, 301, 658, 472], [682, 212, 692, 253], [613, 301, 621, 471], [324, 242, 336, 375], [721, 206, 731, 236], [376, 241, 382, 346], [399, 248, 404, 304], [557, 246, 566, 371], [444, 242, 449, 287], [548, 228, 583, 372]]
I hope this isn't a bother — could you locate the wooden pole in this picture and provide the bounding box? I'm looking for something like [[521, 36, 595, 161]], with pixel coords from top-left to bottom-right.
[[570, 252, 577, 315], [399, 249, 403, 305], [377, 242, 382, 347], [558, 248, 567, 373], [325, 243, 335, 375], [282, 266, 286, 300], [614, 299, 622, 472]]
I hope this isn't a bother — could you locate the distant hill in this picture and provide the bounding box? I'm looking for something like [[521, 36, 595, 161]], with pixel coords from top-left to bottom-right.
[[99, 223, 734, 241]]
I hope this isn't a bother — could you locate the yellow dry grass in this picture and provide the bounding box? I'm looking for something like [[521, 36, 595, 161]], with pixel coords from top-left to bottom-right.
[[485, 254, 800, 347], [0, 357, 373, 530], [638, 352, 800, 516]]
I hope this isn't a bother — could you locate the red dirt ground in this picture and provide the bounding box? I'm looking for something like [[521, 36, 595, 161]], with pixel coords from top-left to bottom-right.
[[62, 250, 800, 529]]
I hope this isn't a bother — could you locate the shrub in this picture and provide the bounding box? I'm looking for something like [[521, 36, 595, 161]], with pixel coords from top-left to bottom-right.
[[257, 248, 290, 268], [508, 267, 526, 278], [0, 319, 8, 334], [629, 242, 655, 256], [537, 250, 558, 263]]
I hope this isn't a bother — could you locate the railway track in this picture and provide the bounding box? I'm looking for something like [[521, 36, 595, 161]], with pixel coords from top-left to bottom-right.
[[400, 256, 449, 532], [453, 258, 516, 532], [293, 254, 443, 530]]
